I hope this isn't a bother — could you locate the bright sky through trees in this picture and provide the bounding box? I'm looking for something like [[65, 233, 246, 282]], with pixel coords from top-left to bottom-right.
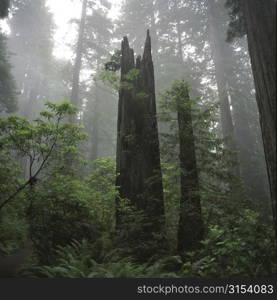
[[47, 0, 122, 59]]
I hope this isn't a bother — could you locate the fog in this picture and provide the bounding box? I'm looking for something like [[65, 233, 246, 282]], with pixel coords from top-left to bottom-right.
[[0, 0, 275, 279]]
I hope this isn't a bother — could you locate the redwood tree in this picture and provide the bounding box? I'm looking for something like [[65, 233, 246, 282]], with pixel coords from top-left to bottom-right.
[[226, 0, 276, 236], [175, 82, 204, 252], [116, 31, 164, 235]]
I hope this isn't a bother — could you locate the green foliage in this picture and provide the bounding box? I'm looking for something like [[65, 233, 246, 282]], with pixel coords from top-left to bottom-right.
[[25, 240, 178, 278], [0, 206, 27, 255], [27, 174, 99, 264], [0, 101, 79, 158], [113, 198, 168, 263], [159, 80, 243, 207], [122, 68, 140, 81], [0, 151, 21, 199], [0, 151, 27, 255], [181, 210, 277, 277], [25, 240, 94, 278], [99, 68, 141, 92], [98, 70, 120, 91], [0, 101, 86, 258], [161, 162, 180, 251], [0, 101, 84, 210], [135, 91, 148, 100], [25, 157, 117, 264], [24, 208, 277, 278], [105, 50, 121, 72], [86, 158, 117, 232]]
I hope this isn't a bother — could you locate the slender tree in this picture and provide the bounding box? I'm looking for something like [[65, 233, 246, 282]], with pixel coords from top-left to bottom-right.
[[207, 0, 240, 179], [8, 0, 55, 118], [226, 38, 270, 208], [176, 82, 204, 252], [81, 4, 116, 161], [70, 0, 88, 110]]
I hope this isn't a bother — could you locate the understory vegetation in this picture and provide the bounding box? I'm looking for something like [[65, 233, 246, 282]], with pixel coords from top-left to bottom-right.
[[0, 0, 276, 280], [0, 100, 276, 278]]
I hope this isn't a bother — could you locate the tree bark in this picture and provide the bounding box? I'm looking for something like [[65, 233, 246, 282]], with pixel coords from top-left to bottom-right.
[[116, 31, 164, 232], [177, 85, 204, 252], [242, 0, 276, 236]]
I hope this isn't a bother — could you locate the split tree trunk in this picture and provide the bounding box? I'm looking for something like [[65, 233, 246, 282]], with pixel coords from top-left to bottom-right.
[[116, 31, 164, 232]]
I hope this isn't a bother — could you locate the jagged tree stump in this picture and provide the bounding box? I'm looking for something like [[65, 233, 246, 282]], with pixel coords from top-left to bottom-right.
[[115, 31, 165, 255]]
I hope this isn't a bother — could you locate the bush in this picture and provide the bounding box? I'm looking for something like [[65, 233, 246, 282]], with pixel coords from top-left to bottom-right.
[[27, 174, 102, 264], [180, 210, 277, 277]]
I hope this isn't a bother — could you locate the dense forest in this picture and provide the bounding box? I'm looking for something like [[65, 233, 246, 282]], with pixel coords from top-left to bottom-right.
[[0, 0, 276, 278]]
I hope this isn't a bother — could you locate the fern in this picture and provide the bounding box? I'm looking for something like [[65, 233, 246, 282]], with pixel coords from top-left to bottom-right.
[[26, 240, 181, 278]]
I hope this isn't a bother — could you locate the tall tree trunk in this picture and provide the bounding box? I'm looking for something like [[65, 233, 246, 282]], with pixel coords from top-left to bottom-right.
[[227, 65, 270, 210], [91, 83, 99, 162], [242, 0, 276, 236], [70, 0, 87, 109], [149, 2, 158, 60], [231, 89, 270, 204], [116, 31, 164, 232], [174, 0, 184, 64], [207, 0, 240, 179], [177, 84, 204, 252]]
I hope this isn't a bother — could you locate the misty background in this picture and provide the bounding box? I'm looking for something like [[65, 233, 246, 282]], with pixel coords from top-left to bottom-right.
[[0, 0, 275, 279]]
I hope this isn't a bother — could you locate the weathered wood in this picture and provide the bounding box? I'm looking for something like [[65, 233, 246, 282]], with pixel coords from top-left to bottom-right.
[[116, 31, 164, 232], [176, 85, 204, 252]]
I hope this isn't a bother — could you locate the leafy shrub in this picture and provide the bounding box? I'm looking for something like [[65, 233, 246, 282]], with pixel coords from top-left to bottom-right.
[[86, 158, 117, 233], [112, 199, 169, 263], [28, 174, 101, 264], [181, 210, 277, 277]]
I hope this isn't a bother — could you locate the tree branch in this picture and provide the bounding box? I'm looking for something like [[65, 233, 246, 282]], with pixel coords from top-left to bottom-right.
[[0, 115, 63, 212]]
